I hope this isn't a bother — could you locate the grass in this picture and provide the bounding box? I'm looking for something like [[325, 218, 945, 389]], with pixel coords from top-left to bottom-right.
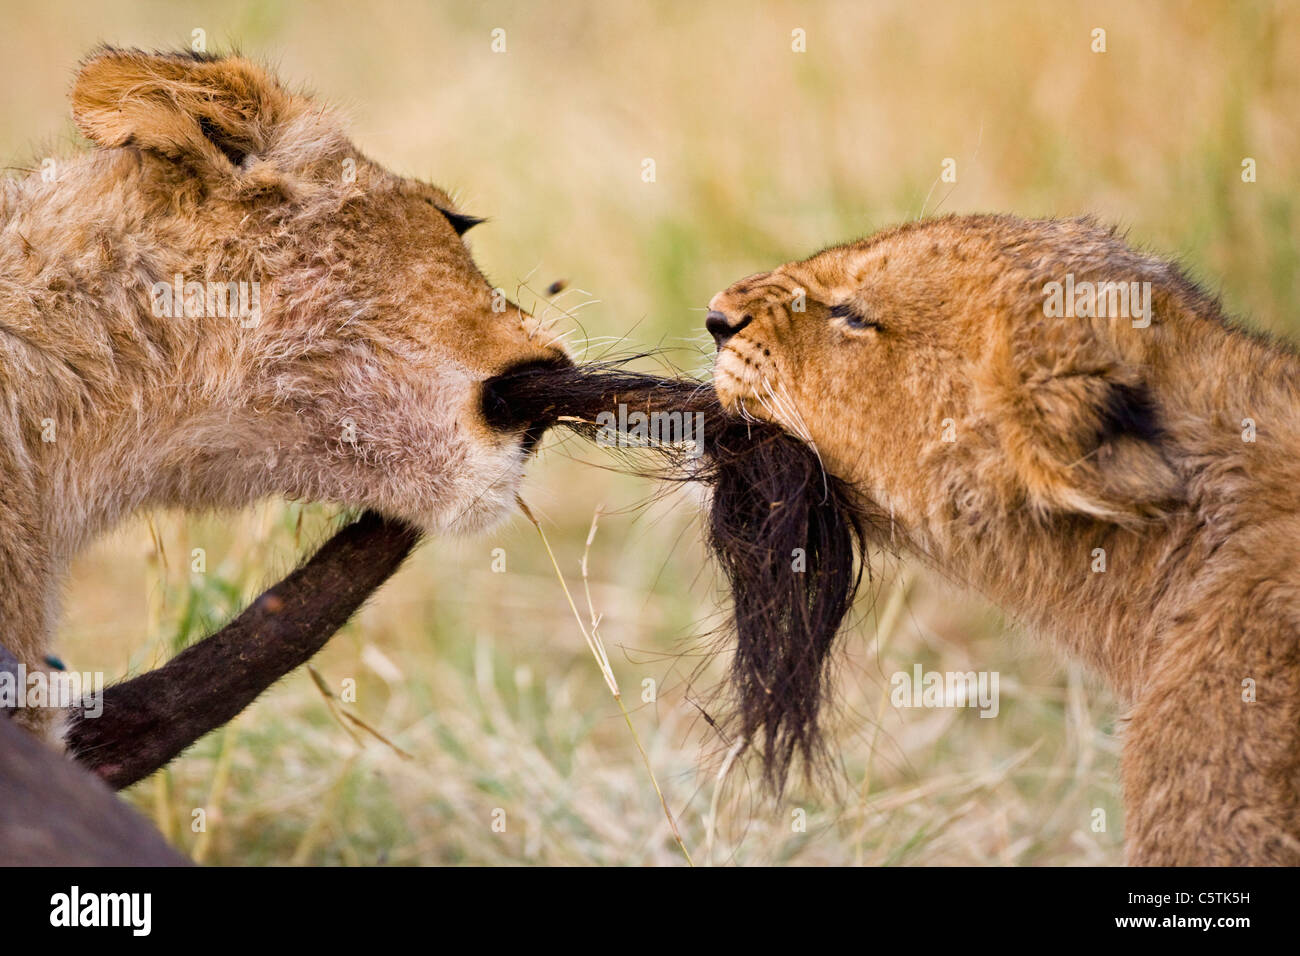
[[5, 0, 1296, 864]]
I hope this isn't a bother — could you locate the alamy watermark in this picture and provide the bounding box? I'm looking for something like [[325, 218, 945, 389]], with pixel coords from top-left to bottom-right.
[[890, 665, 999, 717], [50, 886, 151, 936], [0, 664, 103, 718], [1042, 273, 1151, 328], [595, 403, 705, 459], [149, 274, 262, 327]]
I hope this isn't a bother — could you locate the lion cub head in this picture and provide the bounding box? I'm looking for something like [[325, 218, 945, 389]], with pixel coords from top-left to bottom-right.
[[49, 48, 567, 537], [707, 214, 1191, 549]]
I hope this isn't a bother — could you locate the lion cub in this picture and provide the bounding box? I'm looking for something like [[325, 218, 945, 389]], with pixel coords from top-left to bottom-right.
[[0, 49, 566, 737], [705, 214, 1300, 865]]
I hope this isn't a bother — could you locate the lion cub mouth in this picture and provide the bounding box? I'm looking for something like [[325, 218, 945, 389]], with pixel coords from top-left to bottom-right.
[[480, 356, 576, 454], [710, 346, 783, 420], [710, 365, 783, 432]]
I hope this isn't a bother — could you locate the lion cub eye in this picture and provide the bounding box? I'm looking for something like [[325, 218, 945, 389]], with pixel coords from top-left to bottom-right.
[[829, 302, 882, 331]]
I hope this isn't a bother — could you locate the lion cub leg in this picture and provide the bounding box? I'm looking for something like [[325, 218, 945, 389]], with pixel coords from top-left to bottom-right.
[[0, 532, 70, 746], [1121, 631, 1300, 865]]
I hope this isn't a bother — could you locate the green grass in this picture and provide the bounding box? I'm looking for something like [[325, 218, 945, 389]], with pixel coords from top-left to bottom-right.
[[6, 0, 1296, 864]]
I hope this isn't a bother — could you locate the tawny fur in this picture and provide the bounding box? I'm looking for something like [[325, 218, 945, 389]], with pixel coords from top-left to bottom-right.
[[0, 49, 565, 738], [707, 214, 1300, 865]]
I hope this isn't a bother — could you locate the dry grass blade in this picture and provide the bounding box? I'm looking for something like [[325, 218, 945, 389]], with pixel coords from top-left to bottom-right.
[[518, 495, 695, 866], [307, 664, 413, 760]]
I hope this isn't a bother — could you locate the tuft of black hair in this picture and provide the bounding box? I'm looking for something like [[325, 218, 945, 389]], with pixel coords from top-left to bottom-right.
[[482, 359, 867, 791]]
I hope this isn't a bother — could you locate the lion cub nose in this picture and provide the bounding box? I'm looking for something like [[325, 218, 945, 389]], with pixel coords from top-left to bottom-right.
[[705, 309, 753, 348]]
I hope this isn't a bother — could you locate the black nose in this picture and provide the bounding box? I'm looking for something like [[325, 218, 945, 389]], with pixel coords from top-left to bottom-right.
[[706, 310, 752, 348]]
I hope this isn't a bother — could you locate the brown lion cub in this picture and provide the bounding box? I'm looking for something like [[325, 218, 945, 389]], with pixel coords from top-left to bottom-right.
[[0, 49, 566, 737], [705, 214, 1300, 866]]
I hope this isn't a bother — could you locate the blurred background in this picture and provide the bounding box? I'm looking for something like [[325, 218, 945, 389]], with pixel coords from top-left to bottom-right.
[[2, 0, 1296, 865]]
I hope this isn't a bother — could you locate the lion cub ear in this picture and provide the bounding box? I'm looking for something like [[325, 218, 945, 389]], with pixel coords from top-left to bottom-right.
[[978, 322, 1184, 523], [70, 48, 292, 173]]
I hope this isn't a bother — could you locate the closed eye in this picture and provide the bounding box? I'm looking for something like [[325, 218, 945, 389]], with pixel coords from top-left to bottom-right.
[[830, 302, 882, 331]]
